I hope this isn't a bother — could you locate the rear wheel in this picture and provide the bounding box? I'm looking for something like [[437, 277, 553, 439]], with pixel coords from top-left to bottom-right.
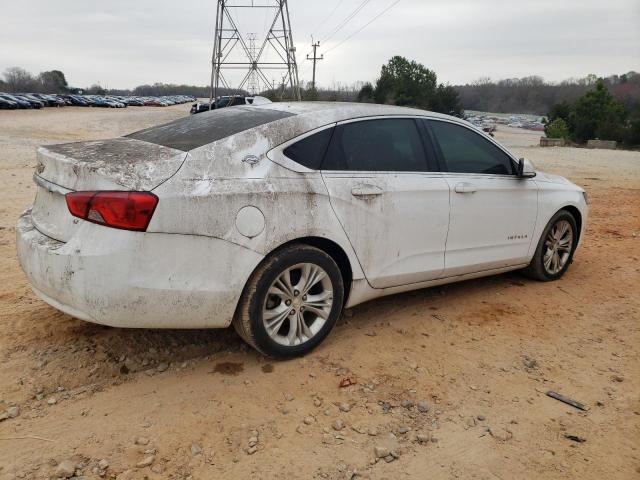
[[523, 210, 578, 281], [233, 245, 344, 357]]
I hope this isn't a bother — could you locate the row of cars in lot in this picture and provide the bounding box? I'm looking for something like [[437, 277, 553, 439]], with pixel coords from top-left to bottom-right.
[[0, 93, 196, 110]]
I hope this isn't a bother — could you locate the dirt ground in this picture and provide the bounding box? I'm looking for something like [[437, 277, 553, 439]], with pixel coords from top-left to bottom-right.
[[0, 105, 638, 480]]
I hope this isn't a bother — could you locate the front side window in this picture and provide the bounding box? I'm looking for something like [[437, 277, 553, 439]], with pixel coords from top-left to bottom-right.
[[429, 120, 515, 175], [322, 118, 428, 172]]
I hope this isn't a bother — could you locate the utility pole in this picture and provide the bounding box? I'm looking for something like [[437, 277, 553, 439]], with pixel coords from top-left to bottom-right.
[[306, 41, 323, 91]]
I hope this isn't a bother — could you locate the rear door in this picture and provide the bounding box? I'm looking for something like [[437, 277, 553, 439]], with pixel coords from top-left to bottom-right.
[[425, 119, 538, 276], [321, 117, 450, 288]]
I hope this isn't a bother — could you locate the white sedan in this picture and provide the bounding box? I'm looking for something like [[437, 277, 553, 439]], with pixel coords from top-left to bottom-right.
[[17, 103, 588, 357]]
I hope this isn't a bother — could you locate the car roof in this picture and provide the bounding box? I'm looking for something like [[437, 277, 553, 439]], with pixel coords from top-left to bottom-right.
[[250, 101, 461, 124]]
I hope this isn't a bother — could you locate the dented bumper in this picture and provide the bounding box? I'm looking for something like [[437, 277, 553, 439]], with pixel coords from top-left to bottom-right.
[[16, 209, 264, 328]]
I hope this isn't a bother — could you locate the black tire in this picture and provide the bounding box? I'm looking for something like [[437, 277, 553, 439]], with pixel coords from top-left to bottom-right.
[[233, 244, 345, 357], [523, 210, 578, 281]]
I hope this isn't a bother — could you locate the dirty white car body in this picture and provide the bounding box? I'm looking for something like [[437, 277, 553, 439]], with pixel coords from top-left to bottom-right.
[[17, 102, 588, 355]]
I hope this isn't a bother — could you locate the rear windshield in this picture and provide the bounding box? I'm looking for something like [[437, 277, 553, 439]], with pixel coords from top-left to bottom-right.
[[127, 106, 295, 151]]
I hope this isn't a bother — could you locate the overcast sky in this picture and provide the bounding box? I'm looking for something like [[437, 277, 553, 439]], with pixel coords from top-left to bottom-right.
[[1, 0, 638, 90]]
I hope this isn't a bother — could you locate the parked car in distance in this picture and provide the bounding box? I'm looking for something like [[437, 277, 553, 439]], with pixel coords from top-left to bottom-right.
[[14, 94, 43, 108], [0, 94, 32, 108], [19, 94, 46, 108], [191, 95, 272, 114], [0, 96, 18, 109], [17, 103, 589, 357]]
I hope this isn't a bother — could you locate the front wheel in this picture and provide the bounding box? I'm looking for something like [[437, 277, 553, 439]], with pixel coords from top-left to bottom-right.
[[233, 245, 344, 357], [523, 210, 578, 281]]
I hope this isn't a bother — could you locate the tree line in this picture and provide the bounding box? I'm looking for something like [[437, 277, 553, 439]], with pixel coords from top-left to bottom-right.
[[456, 72, 640, 115]]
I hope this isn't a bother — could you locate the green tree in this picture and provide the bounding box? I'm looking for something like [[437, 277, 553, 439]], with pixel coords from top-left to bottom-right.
[[571, 80, 627, 143], [544, 118, 570, 139], [39, 70, 69, 93], [432, 84, 464, 116], [356, 82, 374, 103], [369, 56, 463, 114]]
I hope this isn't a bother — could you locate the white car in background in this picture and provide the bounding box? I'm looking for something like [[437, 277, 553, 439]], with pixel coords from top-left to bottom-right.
[[17, 103, 588, 357]]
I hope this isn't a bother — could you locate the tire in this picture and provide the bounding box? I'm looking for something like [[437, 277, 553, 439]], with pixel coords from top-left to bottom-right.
[[523, 210, 578, 281], [233, 244, 345, 357]]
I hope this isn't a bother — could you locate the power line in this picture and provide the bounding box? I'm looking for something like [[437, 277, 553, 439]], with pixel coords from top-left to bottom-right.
[[312, 0, 345, 37], [320, 0, 372, 44], [323, 0, 402, 55]]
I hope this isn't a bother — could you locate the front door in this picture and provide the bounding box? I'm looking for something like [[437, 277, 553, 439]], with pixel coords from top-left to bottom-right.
[[426, 119, 538, 276], [321, 117, 450, 288]]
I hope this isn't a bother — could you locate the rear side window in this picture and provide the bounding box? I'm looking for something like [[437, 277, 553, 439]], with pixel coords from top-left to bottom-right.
[[283, 127, 334, 170], [322, 118, 428, 172], [127, 106, 294, 151], [429, 120, 515, 175]]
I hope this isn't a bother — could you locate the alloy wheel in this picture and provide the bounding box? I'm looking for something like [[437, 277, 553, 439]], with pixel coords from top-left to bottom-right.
[[543, 219, 574, 275], [262, 263, 334, 346]]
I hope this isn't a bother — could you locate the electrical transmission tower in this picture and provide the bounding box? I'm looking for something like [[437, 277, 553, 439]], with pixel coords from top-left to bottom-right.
[[246, 33, 259, 95], [209, 0, 301, 106]]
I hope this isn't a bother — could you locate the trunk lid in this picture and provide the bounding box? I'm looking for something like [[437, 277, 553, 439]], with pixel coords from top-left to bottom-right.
[[31, 138, 186, 242]]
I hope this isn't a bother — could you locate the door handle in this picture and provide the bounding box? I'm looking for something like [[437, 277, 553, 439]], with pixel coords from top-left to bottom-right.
[[351, 185, 383, 197], [454, 182, 477, 194]]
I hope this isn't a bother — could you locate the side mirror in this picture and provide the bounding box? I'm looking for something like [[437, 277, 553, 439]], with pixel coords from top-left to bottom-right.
[[517, 158, 537, 178]]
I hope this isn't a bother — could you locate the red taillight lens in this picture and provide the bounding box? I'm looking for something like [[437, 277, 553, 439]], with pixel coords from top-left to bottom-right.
[[65, 191, 158, 231]]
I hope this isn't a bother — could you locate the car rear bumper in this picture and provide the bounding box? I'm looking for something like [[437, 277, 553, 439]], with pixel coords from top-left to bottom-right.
[[16, 209, 264, 329]]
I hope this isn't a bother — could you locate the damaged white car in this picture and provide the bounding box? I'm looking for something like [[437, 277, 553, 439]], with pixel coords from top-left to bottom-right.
[[17, 103, 588, 356]]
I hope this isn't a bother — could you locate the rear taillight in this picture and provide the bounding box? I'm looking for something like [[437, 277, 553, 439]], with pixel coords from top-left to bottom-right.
[[65, 191, 158, 231]]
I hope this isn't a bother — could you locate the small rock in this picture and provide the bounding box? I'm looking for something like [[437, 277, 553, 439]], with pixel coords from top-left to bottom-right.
[[477, 415, 486, 421], [398, 426, 410, 434], [303, 416, 315, 425], [156, 363, 169, 373], [7, 406, 19, 418], [332, 419, 345, 431], [466, 417, 476, 427], [248, 436, 258, 446], [98, 459, 109, 470], [323, 408, 332, 416], [116, 470, 135, 480], [136, 455, 155, 468], [0, 411, 9, 422], [339, 402, 351, 413], [191, 443, 203, 456], [417, 401, 429, 413], [416, 433, 431, 444], [285, 393, 294, 401], [54, 460, 76, 478], [522, 356, 537, 369], [384, 454, 395, 463], [246, 445, 258, 455], [401, 400, 414, 409], [374, 446, 389, 458], [313, 398, 323, 407], [47, 397, 57, 405], [135, 436, 150, 446]]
